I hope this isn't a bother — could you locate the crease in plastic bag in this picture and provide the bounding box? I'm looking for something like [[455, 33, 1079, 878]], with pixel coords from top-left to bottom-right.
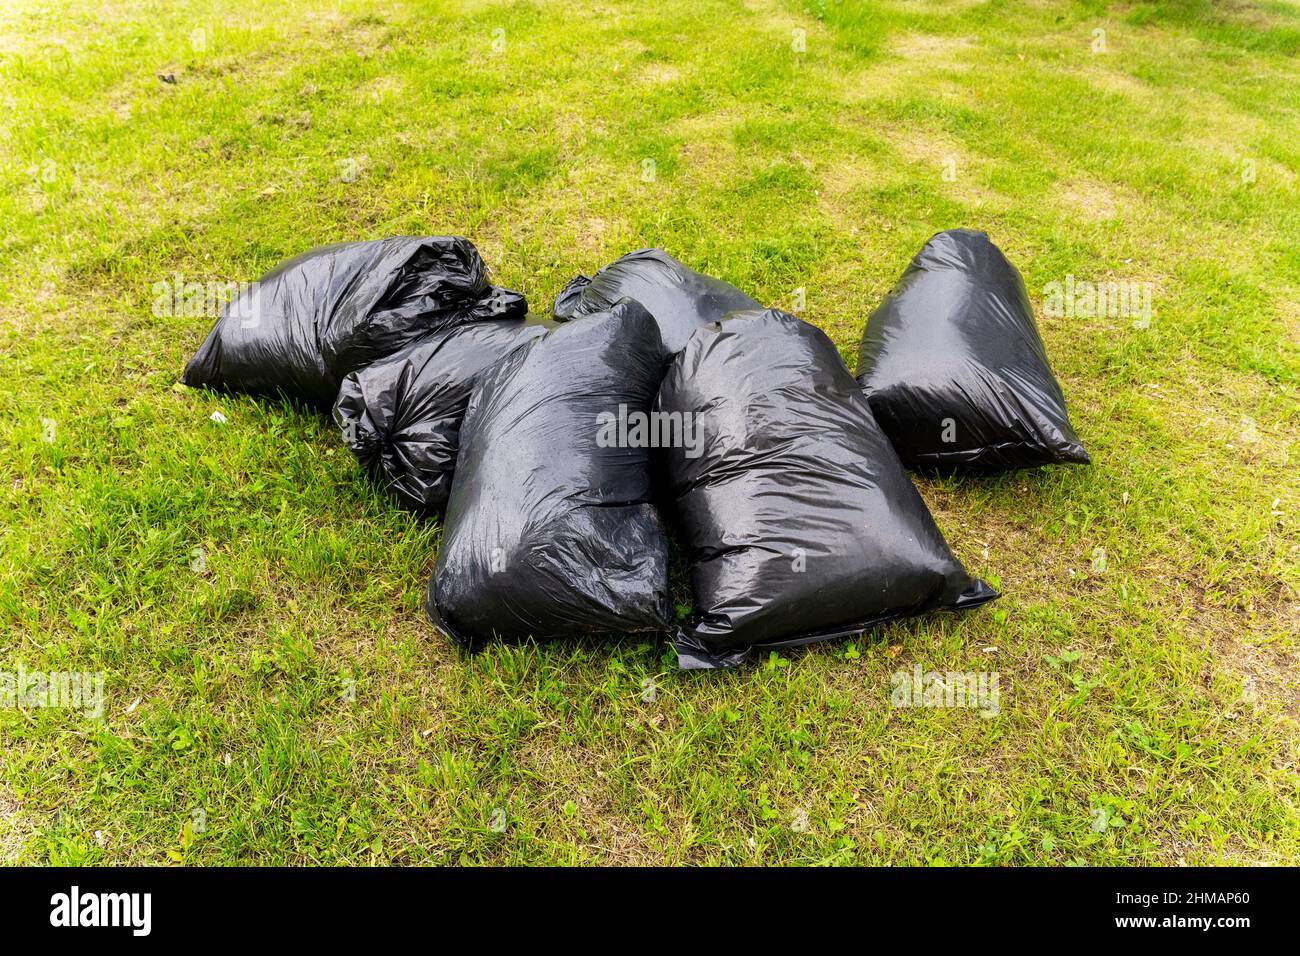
[[552, 247, 759, 353], [427, 299, 673, 648], [332, 316, 555, 517], [856, 229, 1089, 472], [182, 236, 525, 409], [659, 308, 997, 669]]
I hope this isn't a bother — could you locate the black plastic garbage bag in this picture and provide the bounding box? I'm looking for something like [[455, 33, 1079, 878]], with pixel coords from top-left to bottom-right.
[[427, 300, 673, 647], [332, 316, 555, 517], [182, 236, 526, 409], [552, 248, 759, 353], [659, 308, 997, 669], [856, 229, 1089, 471]]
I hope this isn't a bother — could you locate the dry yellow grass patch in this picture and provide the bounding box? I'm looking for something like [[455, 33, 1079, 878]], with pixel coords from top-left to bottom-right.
[[891, 32, 977, 64], [638, 63, 682, 84], [355, 75, 405, 104], [880, 124, 1011, 212], [1055, 178, 1128, 222], [741, 0, 819, 39]]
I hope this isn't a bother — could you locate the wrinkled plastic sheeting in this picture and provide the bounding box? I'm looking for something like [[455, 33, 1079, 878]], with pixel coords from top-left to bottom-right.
[[428, 300, 674, 648], [659, 308, 997, 669], [856, 229, 1089, 472], [552, 248, 759, 353], [182, 236, 526, 409], [332, 316, 555, 517]]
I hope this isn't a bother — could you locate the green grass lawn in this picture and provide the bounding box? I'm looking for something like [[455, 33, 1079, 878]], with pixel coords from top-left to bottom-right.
[[2, 0, 1298, 865]]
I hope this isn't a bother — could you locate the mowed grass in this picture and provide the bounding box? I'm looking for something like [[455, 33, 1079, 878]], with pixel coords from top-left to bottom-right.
[[1, 0, 1297, 865]]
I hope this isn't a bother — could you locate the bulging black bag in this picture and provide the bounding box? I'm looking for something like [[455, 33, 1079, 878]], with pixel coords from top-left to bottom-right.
[[659, 308, 997, 669], [182, 236, 525, 409], [332, 316, 555, 517], [428, 300, 673, 647], [856, 229, 1089, 472], [552, 248, 759, 353]]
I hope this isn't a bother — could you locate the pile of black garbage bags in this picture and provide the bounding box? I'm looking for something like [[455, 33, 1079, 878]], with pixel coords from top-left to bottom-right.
[[182, 230, 1088, 669]]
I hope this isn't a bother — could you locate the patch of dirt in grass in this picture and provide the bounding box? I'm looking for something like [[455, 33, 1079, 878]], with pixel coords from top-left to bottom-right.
[[0, 789, 32, 864], [1206, 598, 1300, 714], [923, 486, 1078, 602], [511, 739, 662, 863], [551, 110, 594, 151], [1208, 0, 1298, 30], [333, 15, 395, 60], [1275, 295, 1300, 345], [678, 138, 739, 180], [570, 215, 621, 258]]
